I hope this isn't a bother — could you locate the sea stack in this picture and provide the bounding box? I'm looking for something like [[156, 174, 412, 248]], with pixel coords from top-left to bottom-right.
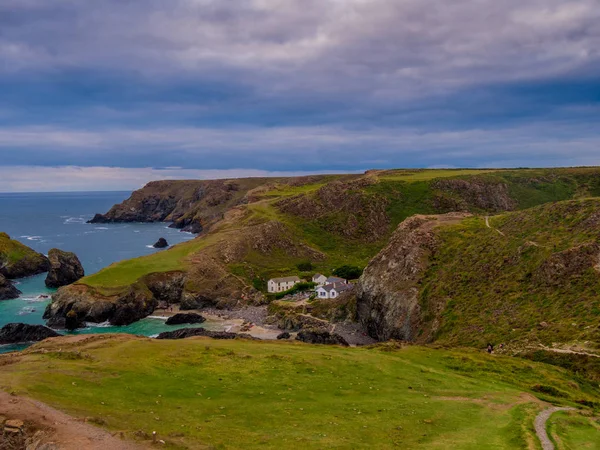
[[45, 248, 85, 288], [0, 274, 21, 300], [153, 237, 169, 248]]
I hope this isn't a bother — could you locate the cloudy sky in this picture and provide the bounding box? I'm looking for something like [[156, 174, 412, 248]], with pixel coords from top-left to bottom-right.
[[1, 0, 599, 191]]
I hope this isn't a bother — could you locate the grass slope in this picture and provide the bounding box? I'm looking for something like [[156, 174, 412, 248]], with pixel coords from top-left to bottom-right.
[[80, 167, 600, 292], [547, 410, 600, 449], [1, 335, 598, 449], [419, 198, 600, 349]]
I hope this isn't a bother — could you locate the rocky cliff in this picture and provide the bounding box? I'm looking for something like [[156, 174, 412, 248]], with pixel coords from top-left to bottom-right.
[[45, 248, 85, 288], [0, 274, 20, 300], [356, 213, 471, 341], [0, 232, 50, 279], [88, 178, 285, 233], [357, 198, 600, 348]]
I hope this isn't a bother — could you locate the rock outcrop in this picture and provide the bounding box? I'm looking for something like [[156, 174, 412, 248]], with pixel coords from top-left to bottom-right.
[[153, 238, 169, 248], [43, 271, 186, 328], [45, 249, 85, 288], [44, 283, 156, 329], [0, 232, 50, 279], [295, 328, 349, 346], [0, 274, 20, 300], [535, 242, 600, 285], [165, 313, 206, 325], [0, 323, 60, 344], [432, 178, 517, 212], [88, 178, 282, 234], [156, 328, 257, 340], [356, 213, 470, 341]]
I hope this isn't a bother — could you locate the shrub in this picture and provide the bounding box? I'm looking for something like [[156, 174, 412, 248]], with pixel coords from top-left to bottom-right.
[[296, 261, 313, 272], [333, 265, 363, 280]]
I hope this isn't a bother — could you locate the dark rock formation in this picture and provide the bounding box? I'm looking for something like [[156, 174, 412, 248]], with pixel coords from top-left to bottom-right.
[[431, 179, 517, 212], [356, 213, 470, 341], [153, 238, 169, 249], [156, 327, 257, 340], [87, 178, 274, 235], [276, 331, 291, 340], [0, 323, 60, 344], [535, 242, 600, 285], [165, 313, 206, 325], [43, 271, 187, 328], [44, 283, 156, 329], [295, 328, 349, 346], [0, 274, 20, 300], [0, 232, 50, 279], [45, 248, 85, 288]]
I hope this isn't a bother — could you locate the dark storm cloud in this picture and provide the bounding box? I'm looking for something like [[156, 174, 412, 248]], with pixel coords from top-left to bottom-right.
[[0, 0, 599, 186]]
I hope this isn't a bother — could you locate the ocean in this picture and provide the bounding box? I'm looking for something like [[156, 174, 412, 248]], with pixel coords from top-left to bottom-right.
[[0, 191, 203, 353]]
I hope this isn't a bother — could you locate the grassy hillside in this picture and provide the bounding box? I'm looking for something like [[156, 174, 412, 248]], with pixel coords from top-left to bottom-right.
[[1, 335, 598, 449], [0, 232, 49, 279], [418, 198, 600, 350], [79, 167, 600, 294]]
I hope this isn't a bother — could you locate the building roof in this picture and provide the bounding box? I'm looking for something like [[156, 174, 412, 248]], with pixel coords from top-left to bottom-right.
[[270, 276, 301, 283], [318, 282, 354, 293], [312, 273, 325, 279], [326, 276, 346, 284]]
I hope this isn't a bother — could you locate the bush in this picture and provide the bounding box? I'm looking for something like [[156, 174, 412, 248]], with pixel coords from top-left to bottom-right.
[[274, 282, 317, 299], [333, 265, 363, 280], [296, 261, 313, 272]]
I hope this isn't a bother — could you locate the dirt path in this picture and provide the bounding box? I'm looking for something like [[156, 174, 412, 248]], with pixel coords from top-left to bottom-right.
[[539, 345, 600, 358], [534, 406, 575, 450], [0, 391, 147, 450], [485, 216, 505, 236]]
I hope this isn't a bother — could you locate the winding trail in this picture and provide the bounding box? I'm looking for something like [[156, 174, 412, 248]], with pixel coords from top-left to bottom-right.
[[534, 406, 575, 450], [484, 216, 505, 236]]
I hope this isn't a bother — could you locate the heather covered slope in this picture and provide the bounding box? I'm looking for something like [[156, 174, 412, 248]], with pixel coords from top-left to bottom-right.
[[0, 334, 598, 449], [46, 168, 600, 327], [357, 198, 600, 351]]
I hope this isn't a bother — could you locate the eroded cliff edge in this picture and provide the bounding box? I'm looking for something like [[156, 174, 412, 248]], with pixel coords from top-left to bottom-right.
[[356, 213, 471, 341]]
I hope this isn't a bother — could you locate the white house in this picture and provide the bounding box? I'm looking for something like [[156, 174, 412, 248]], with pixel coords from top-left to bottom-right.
[[312, 273, 327, 286], [268, 276, 301, 293], [316, 282, 354, 299], [326, 276, 347, 285]]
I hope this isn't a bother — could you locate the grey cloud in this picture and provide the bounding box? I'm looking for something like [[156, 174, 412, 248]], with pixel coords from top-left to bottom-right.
[[2, 0, 598, 98]]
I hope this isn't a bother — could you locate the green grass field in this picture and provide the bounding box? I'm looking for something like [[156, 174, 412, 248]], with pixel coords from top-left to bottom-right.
[[1, 335, 598, 449], [547, 410, 600, 449]]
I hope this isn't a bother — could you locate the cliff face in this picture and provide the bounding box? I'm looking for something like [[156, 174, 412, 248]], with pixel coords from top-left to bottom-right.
[[0, 232, 50, 279], [0, 274, 20, 300], [356, 213, 471, 341], [89, 178, 279, 233]]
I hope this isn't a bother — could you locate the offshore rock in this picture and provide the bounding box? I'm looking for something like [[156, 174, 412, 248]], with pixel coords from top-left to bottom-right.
[[165, 313, 206, 325], [0, 323, 60, 344], [153, 238, 169, 248], [45, 248, 85, 288], [0, 274, 20, 300]]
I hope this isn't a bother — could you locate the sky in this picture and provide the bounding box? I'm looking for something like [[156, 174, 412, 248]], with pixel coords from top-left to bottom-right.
[[0, 0, 599, 192]]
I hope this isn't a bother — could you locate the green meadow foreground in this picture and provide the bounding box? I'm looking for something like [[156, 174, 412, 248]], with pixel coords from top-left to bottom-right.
[[1, 334, 598, 449]]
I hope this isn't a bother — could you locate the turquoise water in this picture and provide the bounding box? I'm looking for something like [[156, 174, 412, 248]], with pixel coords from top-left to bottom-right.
[[0, 191, 202, 353]]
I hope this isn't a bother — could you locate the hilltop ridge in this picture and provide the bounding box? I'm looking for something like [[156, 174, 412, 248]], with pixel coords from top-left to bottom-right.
[[45, 168, 600, 347]]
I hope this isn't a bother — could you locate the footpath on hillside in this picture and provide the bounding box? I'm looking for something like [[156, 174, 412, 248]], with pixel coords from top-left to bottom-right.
[[0, 391, 146, 450]]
